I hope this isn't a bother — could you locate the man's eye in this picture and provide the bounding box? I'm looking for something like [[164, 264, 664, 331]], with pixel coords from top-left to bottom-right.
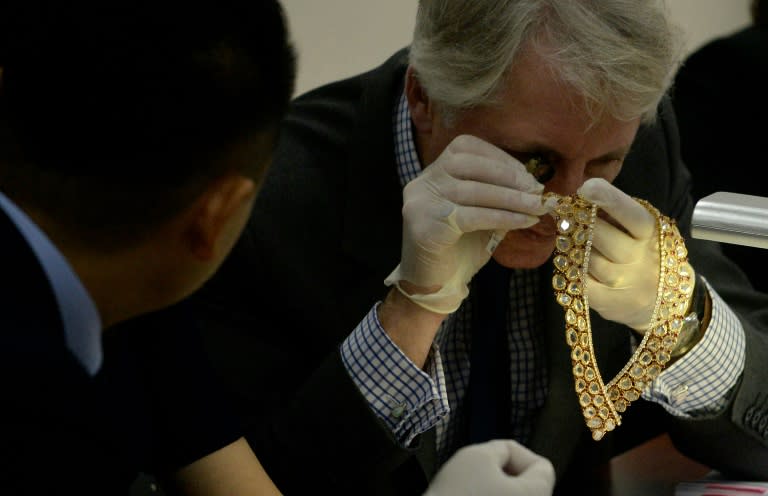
[[525, 156, 555, 183]]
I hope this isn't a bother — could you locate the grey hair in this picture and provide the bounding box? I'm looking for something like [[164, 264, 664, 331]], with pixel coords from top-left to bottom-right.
[[409, 0, 686, 125]]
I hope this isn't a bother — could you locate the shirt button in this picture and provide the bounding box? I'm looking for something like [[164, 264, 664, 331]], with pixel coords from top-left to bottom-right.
[[390, 402, 407, 419], [671, 384, 689, 404]]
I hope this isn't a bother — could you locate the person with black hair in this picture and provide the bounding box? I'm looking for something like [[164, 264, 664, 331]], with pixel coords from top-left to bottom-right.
[[0, 1, 295, 494], [672, 0, 768, 292]]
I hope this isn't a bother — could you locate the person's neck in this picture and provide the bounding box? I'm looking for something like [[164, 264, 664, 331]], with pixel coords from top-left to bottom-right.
[[66, 248, 162, 330], [24, 209, 172, 330]]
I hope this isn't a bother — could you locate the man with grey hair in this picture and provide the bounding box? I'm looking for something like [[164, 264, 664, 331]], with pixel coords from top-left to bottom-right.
[[186, 0, 768, 493]]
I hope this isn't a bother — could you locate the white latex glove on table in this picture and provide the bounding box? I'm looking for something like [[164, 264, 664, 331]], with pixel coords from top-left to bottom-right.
[[577, 177, 694, 333], [423, 439, 555, 496], [385, 134, 547, 314]]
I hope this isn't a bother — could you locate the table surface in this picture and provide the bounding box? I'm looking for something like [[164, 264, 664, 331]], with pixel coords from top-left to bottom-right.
[[608, 433, 712, 495]]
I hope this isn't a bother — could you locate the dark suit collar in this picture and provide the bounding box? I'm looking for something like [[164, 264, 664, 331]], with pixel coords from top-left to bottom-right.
[[528, 263, 585, 476], [340, 48, 411, 274]]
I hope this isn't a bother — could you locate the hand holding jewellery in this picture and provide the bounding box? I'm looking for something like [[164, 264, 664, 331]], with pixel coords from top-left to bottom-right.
[[546, 192, 693, 441]]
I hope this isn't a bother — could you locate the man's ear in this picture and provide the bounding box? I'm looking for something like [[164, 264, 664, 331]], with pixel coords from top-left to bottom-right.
[[185, 174, 256, 261], [405, 66, 435, 135]]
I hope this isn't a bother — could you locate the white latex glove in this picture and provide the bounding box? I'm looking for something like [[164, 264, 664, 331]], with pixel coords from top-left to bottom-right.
[[577, 178, 694, 332], [385, 134, 547, 314], [423, 440, 555, 496]]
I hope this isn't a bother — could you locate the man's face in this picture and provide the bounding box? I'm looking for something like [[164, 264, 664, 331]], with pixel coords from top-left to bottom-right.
[[414, 50, 641, 269]]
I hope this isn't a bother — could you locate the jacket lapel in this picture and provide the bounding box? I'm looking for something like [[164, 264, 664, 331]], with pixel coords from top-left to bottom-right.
[[529, 265, 585, 477], [341, 49, 411, 274]]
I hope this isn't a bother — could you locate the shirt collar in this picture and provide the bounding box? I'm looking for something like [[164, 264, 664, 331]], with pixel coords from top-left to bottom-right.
[[393, 89, 423, 187], [0, 192, 102, 375]]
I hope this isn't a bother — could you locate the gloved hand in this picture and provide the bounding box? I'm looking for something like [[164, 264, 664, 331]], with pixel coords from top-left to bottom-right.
[[385, 134, 547, 314], [577, 178, 695, 332], [423, 439, 556, 496]]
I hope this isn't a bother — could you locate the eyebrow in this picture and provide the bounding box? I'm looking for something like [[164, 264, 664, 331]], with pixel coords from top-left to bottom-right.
[[499, 143, 631, 163]]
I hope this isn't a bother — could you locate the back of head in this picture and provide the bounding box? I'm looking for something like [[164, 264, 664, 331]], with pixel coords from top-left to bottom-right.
[[409, 0, 685, 125], [0, 0, 296, 249]]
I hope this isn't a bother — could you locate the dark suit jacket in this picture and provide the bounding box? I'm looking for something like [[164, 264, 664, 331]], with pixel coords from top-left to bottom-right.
[[0, 204, 124, 495], [0, 204, 241, 495], [191, 48, 768, 494], [672, 25, 768, 292]]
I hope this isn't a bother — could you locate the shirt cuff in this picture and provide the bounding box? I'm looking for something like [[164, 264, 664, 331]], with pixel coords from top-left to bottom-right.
[[340, 303, 450, 446], [643, 278, 745, 416]]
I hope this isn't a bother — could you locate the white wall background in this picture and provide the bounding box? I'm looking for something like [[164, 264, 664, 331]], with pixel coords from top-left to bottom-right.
[[282, 0, 752, 97], [669, 0, 752, 53]]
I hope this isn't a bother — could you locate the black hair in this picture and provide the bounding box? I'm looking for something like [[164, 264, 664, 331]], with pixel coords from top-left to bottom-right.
[[0, 0, 296, 247]]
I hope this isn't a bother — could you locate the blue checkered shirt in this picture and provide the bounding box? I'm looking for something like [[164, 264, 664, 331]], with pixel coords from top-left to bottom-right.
[[340, 90, 746, 463]]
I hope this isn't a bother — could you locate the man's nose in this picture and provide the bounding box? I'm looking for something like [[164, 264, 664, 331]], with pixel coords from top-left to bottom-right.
[[543, 162, 586, 196]]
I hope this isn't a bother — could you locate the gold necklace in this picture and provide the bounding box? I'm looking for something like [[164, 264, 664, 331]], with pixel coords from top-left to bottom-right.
[[547, 193, 692, 440]]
